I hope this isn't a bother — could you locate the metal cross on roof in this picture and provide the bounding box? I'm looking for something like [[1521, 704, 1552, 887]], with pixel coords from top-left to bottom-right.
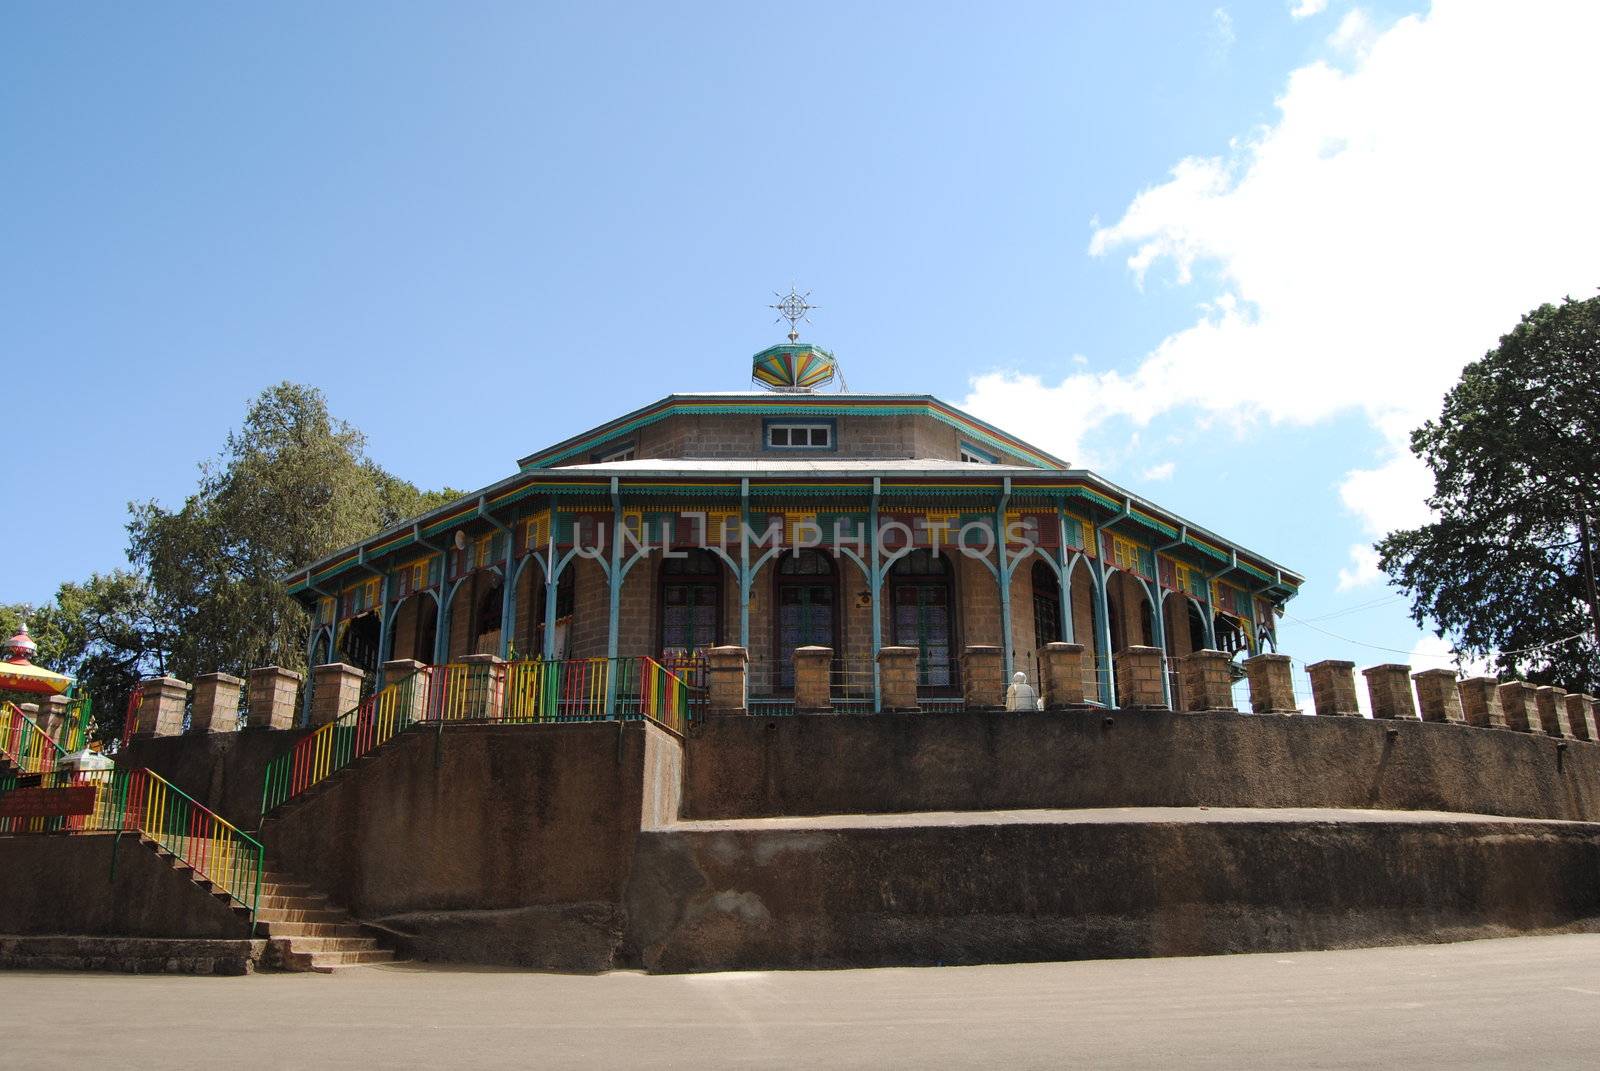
[[770, 287, 817, 342]]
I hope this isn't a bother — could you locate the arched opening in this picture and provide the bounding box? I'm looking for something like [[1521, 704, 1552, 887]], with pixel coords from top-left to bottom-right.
[[774, 549, 837, 691], [1138, 595, 1155, 647], [1213, 612, 1248, 656], [532, 569, 575, 661], [310, 628, 333, 668], [890, 549, 956, 691], [473, 577, 504, 655], [1107, 582, 1125, 654], [1032, 560, 1062, 650], [338, 612, 381, 676], [659, 550, 721, 665], [1187, 600, 1208, 652]]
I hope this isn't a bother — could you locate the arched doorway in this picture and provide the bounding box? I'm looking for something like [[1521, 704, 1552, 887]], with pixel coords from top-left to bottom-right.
[[1032, 560, 1062, 650], [473, 577, 504, 655], [774, 549, 837, 691], [659, 550, 721, 663], [890, 549, 956, 691], [338, 612, 381, 676], [1187, 600, 1208, 652]]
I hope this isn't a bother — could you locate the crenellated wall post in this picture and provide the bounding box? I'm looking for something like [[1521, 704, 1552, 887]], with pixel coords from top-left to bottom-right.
[[960, 646, 1005, 710], [190, 672, 243, 734], [1178, 650, 1235, 712], [792, 646, 833, 713], [309, 663, 365, 728], [706, 645, 749, 716], [135, 676, 190, 738], [1458, 677, 1508, 730], [246, 666, 303, 730], [1113, 646, 1167, 709], [1534, 685, 1572, 739], [1563, 693, 1597, 742], [876, 646, 920, 712], [1363, 664, 1417, 721], [1412, 669, 1466, 725], [1497, 681, 1543, 734], [1037, 642, 1089, 709], [1306, 659, 1360, 717], [1243, 654, 1297, 715]]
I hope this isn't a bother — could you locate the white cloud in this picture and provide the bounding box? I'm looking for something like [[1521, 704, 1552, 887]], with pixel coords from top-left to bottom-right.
[[1336, 544, 1383, 591], [1291, 0, 1329, 18], [965, 0, 1600, 572], [1143, 461, 1176, 481], [1408, 633, 1491, 676], [1211, 7, 1237, 55], [1328, 8, 1380, 57]]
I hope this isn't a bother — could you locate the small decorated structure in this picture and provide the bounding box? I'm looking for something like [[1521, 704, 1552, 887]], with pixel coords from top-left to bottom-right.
[[1, 623, 72, 696]]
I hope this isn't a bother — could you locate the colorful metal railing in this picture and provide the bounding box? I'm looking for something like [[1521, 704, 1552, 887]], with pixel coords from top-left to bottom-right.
[[261, 657, 693, 815], [54, 695, 92, 753], [0, 765, 263, 917], [0, 701, 68, 775], [121, 685, 144, 751]]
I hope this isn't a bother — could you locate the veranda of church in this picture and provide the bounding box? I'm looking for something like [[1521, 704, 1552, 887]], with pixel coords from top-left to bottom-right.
[[291, 381, 1302, 716]]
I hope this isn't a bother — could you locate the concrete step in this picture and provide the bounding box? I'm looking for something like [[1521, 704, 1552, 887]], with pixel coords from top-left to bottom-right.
[[253, 907, 352, 924], [281, 936, 382, 954], [258, 894, 334, 911], [273, 944, 396, 972], [255, 920, 370, 939]]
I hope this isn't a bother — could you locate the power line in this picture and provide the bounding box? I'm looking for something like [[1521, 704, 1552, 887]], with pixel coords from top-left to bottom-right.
[[1280, 610, 1593, 660]]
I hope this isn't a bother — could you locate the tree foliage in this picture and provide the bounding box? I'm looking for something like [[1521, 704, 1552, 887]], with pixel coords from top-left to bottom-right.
[[127, 382, 463, 682], [1377, 296, 1600, 692], [5, 383, 461, 742]]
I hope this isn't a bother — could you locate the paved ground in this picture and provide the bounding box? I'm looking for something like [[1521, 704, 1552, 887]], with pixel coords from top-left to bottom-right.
[[4, 934, 1598, 1069]]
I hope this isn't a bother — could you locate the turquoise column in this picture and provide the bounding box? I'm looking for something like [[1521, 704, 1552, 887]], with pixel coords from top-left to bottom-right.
[[868, 478, 882, 713], [1088, 556, 1115, 706]]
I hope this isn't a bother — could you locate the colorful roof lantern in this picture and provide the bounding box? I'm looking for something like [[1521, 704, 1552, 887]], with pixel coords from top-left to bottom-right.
[[752, 343, 838, 392], [1, 622, 72, 695]]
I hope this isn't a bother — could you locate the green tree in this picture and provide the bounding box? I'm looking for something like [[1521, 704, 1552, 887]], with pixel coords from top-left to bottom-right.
[[1378, 296, 1600, 692], [127, 382, 463, 681]]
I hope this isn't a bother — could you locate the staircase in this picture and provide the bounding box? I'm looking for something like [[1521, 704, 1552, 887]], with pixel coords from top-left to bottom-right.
[[252, 870, 395, 971]]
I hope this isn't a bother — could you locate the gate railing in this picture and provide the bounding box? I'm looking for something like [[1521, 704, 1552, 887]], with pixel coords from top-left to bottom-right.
[[0, 765, 263, 918], [261, 656, 692, 815], [0, 701, 68, 776]]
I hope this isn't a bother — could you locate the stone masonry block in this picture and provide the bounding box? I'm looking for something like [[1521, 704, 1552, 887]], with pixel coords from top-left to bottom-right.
[[706, 646, 749, 715], [246, 666, 303, 730], [961, 646, 1005, 710], [1114, 646, 1167, 709], [457, 654, 507, 721], [1244, 654, 1297, 715], [1178, 650, 1235, 712], [793, 646, 833, 712], [1497, 681, 1544, 734], [381, 659, 431, 725], [310, 663, 365, 728], [1458, 677, 1508, 730], [1038, 642, 1088, 709], [190, 672, 243, 734], [1534, 686, 1571, 738], [1412, 669, 1466, 725], [1363, 664, 1418, 720], [136, 676, 189, 738], [1306, 660, 1359, 717], [1563, 693, 1597, 742], [877, 646, 920, 712]]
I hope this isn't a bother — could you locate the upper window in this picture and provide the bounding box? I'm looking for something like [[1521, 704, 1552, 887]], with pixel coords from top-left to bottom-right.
[[766, 423, 832, 449], [596, 443, 636, 463], [959, 441, 999, 464]]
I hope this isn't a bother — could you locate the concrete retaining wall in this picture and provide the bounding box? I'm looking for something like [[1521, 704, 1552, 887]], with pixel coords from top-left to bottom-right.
[[259, 721, 681, 970], [120, 728, 310, 829], [0, 834, 253, 940], [624, 811, 1600, 972], [682, 709, 1600, 822]]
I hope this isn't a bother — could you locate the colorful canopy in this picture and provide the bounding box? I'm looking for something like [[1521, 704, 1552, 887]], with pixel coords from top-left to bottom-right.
[[2, 624, 72, 695], [752, 344, 837, 391]]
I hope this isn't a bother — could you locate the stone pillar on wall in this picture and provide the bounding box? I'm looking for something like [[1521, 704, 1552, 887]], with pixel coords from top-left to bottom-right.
[[1037, 642, 1088, 709], [793, 646, 833, 713], [1563, 693, 1597, 742], [17, 703, 41, 735], [1113, 646, 1167, 709], [246, 666, 303, 730], [1412, 669, 1466, 725], [190, 672, 243, 734], [458, 653, 507, 721], [706, 645, 749, 716], [135, 676, 189, 738], [876, 646, 920, 712], [1363, 664, 1418, 721], [1243, 654, 1298, 715], [1306, 660, 1360, 717], [310, 663, 365, 728], [39, 695, 70, 739], [1533, 685, 1571, 738], [1178, 650, 1235, 712], [381, 659, 431, 725], [1497, 681, 1543, 734], [960, 646, 1004, 710], [1457, 677, 1509, 730]]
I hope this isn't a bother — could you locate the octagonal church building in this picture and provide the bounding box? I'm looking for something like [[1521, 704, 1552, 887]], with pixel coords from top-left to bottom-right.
[[287, 338, 1302, 716]]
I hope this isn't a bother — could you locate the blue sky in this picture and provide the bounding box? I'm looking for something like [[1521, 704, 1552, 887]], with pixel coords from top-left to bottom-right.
[[6, 2, 1598, 700]]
